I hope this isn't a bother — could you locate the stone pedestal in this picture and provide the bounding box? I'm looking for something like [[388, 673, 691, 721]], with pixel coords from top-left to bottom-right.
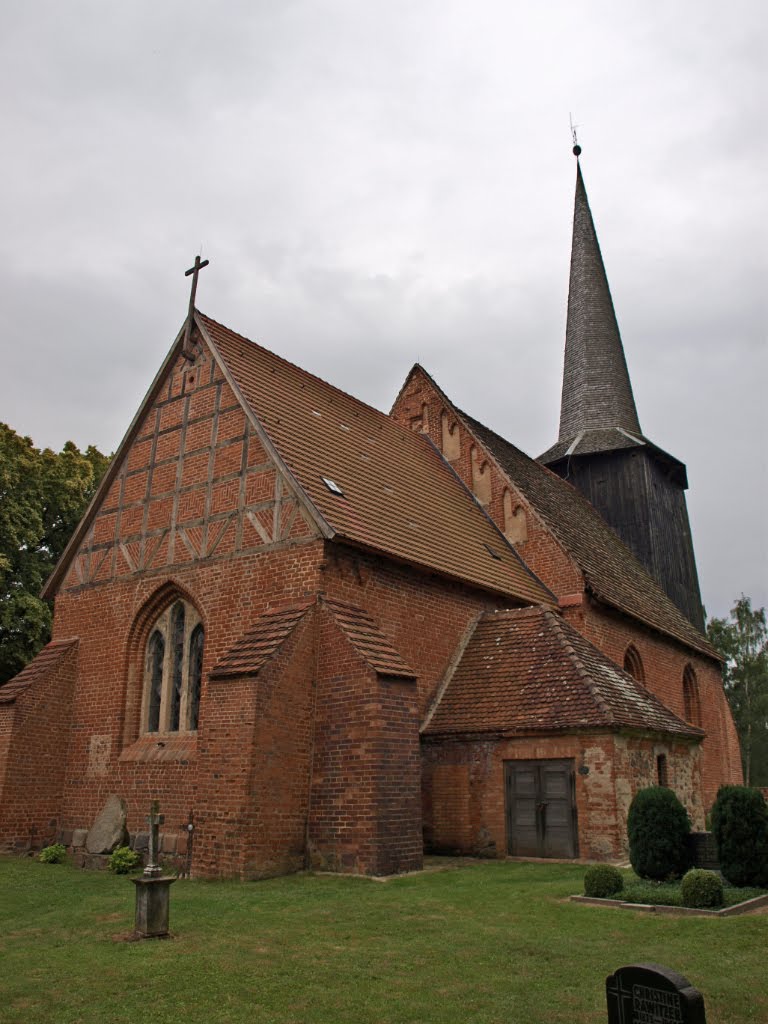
[[132, 876, 176, 938]]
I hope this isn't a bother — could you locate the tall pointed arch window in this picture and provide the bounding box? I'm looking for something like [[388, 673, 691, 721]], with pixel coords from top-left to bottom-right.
[[682, 664, 701, 726], [623, 645, 645, 684], [142, 600, 204, 733]]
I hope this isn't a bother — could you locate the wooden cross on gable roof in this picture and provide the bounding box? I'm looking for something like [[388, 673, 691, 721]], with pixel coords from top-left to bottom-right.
[[182, 254, 210, 361]]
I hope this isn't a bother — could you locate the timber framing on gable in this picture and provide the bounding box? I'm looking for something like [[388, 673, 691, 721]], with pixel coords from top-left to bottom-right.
[[43, 314, 331, 598]]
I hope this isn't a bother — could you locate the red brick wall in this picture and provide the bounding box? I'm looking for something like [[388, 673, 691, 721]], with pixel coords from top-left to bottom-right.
[[308, 605, 422, 875], [50, 541, 325, 860], [574, 600, 743, 807], [422, 731, 703, 862], [392, 368, 740, 815], [390, 368, 583, 599], [0, 644, 78, 850], [321, 543, 497, 715], [194, 610, 316, 879]]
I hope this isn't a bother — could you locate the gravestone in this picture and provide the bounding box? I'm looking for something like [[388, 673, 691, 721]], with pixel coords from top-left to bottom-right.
[[85, 794, 128, 854], [606, 964, 706, 1023]]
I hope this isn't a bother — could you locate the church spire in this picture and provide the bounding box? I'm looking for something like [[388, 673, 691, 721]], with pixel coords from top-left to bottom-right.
[[557, 149, 641, 442]]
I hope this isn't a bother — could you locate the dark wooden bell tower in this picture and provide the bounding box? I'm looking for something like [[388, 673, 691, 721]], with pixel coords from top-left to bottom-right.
[[539, 148, 705, 631]]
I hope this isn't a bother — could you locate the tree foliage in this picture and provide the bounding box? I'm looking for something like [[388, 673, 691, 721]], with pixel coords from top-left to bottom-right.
[[0, 424, 110, 683], [708, 597, 768, 786]]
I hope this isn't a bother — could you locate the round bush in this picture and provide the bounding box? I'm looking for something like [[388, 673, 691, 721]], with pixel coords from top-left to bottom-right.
[[584, 864, 624, 898], [627, 786, 691, 880], [109, 846, 142, 875], [38, 843, 67, 864], [711, 786, 768, 888], [681, 868, 724, 908]]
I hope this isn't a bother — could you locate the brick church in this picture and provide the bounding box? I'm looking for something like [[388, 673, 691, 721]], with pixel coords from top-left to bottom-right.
[[0, 152, 742, 877]]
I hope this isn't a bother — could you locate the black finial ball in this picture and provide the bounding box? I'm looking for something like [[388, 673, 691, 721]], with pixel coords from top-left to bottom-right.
[[573, 144, 582, 157]]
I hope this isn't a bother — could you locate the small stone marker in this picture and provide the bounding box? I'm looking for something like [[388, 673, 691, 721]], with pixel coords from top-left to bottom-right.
[[606, 963, 706, 1023], [132, 800, 175, 938]]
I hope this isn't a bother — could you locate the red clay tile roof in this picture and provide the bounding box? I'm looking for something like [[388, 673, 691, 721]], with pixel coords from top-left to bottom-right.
[[199, 313, 552, 605], [462, 412, 718, 660], [423, 607, 701, 738], [210, 605, 311, 680], [323, 598, 416, 679], [0, 639, 78, 704]]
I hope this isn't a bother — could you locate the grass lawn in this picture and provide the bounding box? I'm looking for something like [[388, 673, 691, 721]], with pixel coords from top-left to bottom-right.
[[1, 855, 766, 1024]]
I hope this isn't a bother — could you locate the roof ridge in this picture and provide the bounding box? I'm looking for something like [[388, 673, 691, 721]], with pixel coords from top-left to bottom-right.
[[322, 599, 417, 679], [543, 608, 616, 724], [420, 613, 482, 733], [0, 637, 79, 704], [199, 311, 411, 438], [209, 603, 312, 680]]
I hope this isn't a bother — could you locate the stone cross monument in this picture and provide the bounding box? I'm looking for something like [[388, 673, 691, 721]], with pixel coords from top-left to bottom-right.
[[132, 800, 176, 938]]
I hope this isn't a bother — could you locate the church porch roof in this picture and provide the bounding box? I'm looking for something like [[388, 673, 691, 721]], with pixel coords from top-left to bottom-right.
[[423, 607, 702, 739]]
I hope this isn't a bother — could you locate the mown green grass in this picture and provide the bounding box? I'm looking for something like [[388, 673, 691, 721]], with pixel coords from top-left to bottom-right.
[[1, 855, 766, 1024]]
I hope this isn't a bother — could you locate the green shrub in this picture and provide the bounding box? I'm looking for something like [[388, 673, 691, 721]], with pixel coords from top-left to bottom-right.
[[109, 846, 142, 875], [38, 843, 67, 864], [681, 868, 724, 908], [627, 786, 691, 880], [711, 786, 768, 888], [584, 864, 624, 898]]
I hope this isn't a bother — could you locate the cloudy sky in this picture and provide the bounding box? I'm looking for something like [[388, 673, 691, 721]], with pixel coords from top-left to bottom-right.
[[1, 1, 765, 620]]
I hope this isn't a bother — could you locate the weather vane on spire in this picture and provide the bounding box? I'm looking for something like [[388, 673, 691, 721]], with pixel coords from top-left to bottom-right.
[[182, 253, 210, 361], [569, 113, 582, 157]]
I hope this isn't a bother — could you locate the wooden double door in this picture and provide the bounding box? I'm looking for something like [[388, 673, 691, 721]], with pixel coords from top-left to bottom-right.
[[504, 759, 578, 858]]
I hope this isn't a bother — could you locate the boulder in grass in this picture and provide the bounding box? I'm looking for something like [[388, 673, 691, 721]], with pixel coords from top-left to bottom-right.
[[85, 794, 128, 854]]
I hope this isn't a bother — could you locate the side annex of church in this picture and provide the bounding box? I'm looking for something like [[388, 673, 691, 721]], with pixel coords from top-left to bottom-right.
[[0, 155, 742, 877]]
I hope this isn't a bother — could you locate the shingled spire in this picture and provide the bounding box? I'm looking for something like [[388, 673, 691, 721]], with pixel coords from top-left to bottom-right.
[[540, 145, 706, 632], [558, 154, 641, 442]]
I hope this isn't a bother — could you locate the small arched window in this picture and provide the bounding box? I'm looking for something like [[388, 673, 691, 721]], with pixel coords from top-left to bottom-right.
[[142, 599, 204, 733], [623, 645, 645, 684], [683, 664, 701, 726]]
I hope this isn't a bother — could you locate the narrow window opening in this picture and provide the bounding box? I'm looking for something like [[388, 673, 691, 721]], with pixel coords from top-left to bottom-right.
[[169, 602, 186, 732], [623, 645, 645, 684], [147, 631, 165, 733], [188, 624, 205, 731], [682, 665, 701, 726], [656, 754, 668, 787]]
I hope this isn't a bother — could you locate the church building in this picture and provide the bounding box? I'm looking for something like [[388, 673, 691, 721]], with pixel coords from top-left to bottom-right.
[[0, 152, 742, 877]]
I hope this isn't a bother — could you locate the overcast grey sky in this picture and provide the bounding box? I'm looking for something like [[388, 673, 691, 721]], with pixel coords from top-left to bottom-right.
[[1, 0, 765, 620]]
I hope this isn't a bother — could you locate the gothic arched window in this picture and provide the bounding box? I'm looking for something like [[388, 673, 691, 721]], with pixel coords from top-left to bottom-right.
[[683, 664, 701, 726], [623, 645, 645, 684], [142, 599, 204, 733]]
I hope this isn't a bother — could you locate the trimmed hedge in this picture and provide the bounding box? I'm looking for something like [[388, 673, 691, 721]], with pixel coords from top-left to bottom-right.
[[584, 864, 624, 898], [711, 786, 768, 887], [680, 869, 724, 908], [627, 786, 691, 880]]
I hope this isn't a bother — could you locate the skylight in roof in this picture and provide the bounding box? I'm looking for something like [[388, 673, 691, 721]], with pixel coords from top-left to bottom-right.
[[321, 476, 344, 496]]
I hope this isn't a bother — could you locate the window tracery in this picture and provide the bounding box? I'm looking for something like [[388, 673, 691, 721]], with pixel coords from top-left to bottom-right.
[[142, 599, 204, 733]]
